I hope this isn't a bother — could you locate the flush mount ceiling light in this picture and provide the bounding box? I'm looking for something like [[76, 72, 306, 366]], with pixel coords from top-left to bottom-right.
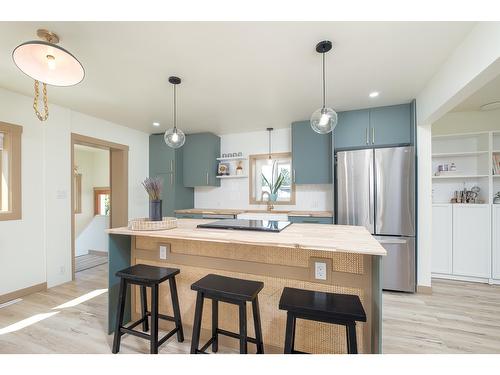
[[152, 122, 160, 127], [480, 101, 500, 111], [369, 91, 380, 98], [164, 76, 186, 149], [12, 29, 85, 122], [310, 40, 338, 134]]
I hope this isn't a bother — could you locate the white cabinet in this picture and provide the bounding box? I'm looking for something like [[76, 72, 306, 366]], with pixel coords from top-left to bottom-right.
[[432, 205, 453, 274], [493, 205, 500, 279], [452, 205, 491, 278]]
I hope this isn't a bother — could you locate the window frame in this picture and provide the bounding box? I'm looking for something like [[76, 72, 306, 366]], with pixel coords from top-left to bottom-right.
[[0, 121, 22, 221], [93, 187, 110, 216], [248, 152, 296, 205]]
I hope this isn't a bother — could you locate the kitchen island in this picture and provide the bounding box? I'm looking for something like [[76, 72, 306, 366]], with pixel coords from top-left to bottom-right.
[[107, 219, 386, 354]]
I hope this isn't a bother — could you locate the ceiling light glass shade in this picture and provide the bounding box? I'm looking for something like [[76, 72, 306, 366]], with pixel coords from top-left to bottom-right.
[[310, 107, 338, 134], [164, 128, 185, 149], [12, 41, 84, 86]]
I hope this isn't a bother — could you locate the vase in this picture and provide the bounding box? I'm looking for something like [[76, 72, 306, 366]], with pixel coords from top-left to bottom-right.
[[269, 193, 278, 202], [149, 200, 162, 221]]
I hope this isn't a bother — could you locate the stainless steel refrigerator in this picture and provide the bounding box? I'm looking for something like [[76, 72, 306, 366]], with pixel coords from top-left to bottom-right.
[[336, 146, 415, 292]]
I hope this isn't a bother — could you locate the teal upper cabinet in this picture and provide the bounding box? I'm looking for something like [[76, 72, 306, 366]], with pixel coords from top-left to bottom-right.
[[183, 132, 221, 187], [334, 103, 412, 149], [334, 109, 370, 149], [369, 103, 411, 146], [292, 121, 332, 184], [149, 134, 194, 217]]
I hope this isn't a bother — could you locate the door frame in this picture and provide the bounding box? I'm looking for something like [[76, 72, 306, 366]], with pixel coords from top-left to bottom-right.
[[71, 133, 129, 280]]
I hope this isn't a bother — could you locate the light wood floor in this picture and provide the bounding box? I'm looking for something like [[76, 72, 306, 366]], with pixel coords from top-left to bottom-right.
[[0, 264, 499, 354]]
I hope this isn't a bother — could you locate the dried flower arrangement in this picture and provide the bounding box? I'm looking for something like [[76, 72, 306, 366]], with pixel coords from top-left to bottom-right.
[[142, 176, 163, 201]]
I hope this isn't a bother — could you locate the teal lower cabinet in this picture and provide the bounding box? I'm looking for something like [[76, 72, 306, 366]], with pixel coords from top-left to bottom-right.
[[288, 216, 333, 224], [175, 213, 203, 219]]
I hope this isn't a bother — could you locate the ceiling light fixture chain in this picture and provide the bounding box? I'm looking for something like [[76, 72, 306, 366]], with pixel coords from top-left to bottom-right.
[[33, 80, 49, 121]]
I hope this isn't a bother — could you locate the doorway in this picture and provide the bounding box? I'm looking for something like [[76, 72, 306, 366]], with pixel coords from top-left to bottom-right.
[[71, 134, 128, 280]]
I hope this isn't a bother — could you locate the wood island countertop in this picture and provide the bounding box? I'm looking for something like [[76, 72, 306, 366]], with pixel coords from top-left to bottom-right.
[[107, 219, 385, 256]]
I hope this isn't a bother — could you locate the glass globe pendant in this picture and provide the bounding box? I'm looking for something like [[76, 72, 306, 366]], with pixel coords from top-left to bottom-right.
[[310, 40, 337, 134], [164, 76, 186, 149]]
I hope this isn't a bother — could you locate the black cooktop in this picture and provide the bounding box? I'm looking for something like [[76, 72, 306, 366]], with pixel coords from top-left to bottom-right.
[[197, 219, 292, 233]]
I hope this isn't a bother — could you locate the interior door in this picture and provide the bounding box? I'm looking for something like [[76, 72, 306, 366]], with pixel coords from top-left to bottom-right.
[[336, 149, 374, 233], [374, 146, 414, 236]]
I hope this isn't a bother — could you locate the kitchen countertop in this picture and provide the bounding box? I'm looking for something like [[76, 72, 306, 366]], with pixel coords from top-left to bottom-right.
[[174, 208, 333, 217], [107, 219, 385, 256]]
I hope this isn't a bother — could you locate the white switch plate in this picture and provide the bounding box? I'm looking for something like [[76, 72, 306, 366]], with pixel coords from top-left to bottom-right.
[[159, 246, 167, 260], [314, 261, 327, 280]]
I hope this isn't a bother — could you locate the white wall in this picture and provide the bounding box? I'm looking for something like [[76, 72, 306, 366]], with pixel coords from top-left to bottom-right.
[[76, 215, 110, 256], [0, 87, 149, 295], [75, 147, 109, 236], [415, 22, 500, 288], [433, 109, 500, 135], [194, 128, 333, 211]]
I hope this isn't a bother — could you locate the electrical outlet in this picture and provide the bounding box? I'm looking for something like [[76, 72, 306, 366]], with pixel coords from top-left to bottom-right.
[[314, 261, 327, 280], [59, 266, 65, 275], [159, 246, 167, 260]]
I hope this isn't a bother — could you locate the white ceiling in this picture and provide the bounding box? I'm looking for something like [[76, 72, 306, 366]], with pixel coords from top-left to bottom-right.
[[0, 22, 474, 134], [453, 73, 500, 112]]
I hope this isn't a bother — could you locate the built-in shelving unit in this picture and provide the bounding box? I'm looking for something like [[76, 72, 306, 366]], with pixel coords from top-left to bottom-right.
[[216, 155, 248, 181], [216, 175, 248, 179], [216, 156, 247, 161]]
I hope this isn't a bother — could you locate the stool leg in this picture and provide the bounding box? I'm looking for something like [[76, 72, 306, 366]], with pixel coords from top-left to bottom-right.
[[190, 292, 204, 354], [238, 302, 248, 354], [283, 312, 296, 354], [140, 286, 149, 332], [112, 278, 127, 354], [150, 284, 159, 354], [169, 276, 184, 342], [251, 297, 264, 354], [346, 322, 358, 354], [211, 299, 219, 353]]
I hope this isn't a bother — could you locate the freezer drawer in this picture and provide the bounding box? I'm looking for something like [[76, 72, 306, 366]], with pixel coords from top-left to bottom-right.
[[376, 236, 415, 292]]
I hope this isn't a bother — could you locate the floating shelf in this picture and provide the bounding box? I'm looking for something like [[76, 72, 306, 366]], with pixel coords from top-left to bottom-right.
[[216, 175, 248, 179], [432, 175, 489, 179], [216, 156, 247, 161], [432, 151, 489, 157]]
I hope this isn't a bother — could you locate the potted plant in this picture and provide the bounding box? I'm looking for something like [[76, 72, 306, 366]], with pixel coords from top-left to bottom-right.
[[262, 161, 286, 201], [142, 176, 163, 221]]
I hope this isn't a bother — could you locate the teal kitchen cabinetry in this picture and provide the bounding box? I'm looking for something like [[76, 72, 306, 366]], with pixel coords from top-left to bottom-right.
[[288, 216, 333, 224], [149, 134, 194, 217], [334, 103, 412, 150], [334, 109, 370, 149], [291, 121, 332, 184], [183, 132, 221, 187]]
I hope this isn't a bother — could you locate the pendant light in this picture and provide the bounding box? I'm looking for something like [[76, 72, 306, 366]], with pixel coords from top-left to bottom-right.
[[12, 29, 85, 122], [164, 76, 186, 149], [266, 127, 274, 164], [310, 40, 337, 134]]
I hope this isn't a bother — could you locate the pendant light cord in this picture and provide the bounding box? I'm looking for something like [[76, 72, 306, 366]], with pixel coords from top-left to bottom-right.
[[173, 84, 177, 132], [268, 129, 271, 159], [322, 52, 326, 109]]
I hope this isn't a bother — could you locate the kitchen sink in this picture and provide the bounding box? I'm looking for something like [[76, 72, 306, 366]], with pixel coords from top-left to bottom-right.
[[237, 212, 289, 221]]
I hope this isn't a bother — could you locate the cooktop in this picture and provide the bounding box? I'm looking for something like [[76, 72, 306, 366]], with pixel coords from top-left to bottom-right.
[[196, 219, 291, 233]]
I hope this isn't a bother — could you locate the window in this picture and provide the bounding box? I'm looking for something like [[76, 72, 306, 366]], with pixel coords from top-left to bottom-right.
[[0, 122, 22, 221], [249, 152, 295, 205], [94, 187, 110, 216]]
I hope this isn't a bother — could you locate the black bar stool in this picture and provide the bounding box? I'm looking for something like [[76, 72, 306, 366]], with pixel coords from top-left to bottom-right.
[[112, 264, 184, 354], [190, 274, 265, 354], [279, 287, 366, 354]]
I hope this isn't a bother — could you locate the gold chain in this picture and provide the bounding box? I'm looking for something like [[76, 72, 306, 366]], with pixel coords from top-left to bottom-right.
[[33, 80, 49, 121]]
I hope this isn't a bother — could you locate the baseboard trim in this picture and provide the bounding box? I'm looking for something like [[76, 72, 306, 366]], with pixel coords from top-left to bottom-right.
[[432, 273, 490, 284], [88, 250, 108, 256], [0, 282, 47, 304], [416, 285, 432, 294]]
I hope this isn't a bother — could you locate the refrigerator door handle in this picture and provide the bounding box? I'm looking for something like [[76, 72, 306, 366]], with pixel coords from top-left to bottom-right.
[[365, 127, 369, 144], [369, 154, 374, 226]]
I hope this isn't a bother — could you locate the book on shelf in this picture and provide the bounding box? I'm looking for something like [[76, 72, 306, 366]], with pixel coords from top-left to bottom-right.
[[493, 154, 500, 175]]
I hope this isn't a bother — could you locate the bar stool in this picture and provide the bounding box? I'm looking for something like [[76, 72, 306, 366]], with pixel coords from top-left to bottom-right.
[[278, 287, 366, 354], [190, 274, 265, 354], [112, 264, 184, 354]]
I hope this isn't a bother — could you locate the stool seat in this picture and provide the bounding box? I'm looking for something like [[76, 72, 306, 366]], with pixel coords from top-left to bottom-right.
[[191, 274, 264, 302], [279, 287, 366, 322], [116, 264, 180, 285]]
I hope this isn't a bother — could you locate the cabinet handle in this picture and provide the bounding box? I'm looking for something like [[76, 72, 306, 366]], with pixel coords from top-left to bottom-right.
[[170, 160, 174, 172], [372, 127, 375, 144], [206, 172, 209, 185], [366, 128, 369, 144], [170, 173, 173, 186], [293, 169, 296, 183]]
